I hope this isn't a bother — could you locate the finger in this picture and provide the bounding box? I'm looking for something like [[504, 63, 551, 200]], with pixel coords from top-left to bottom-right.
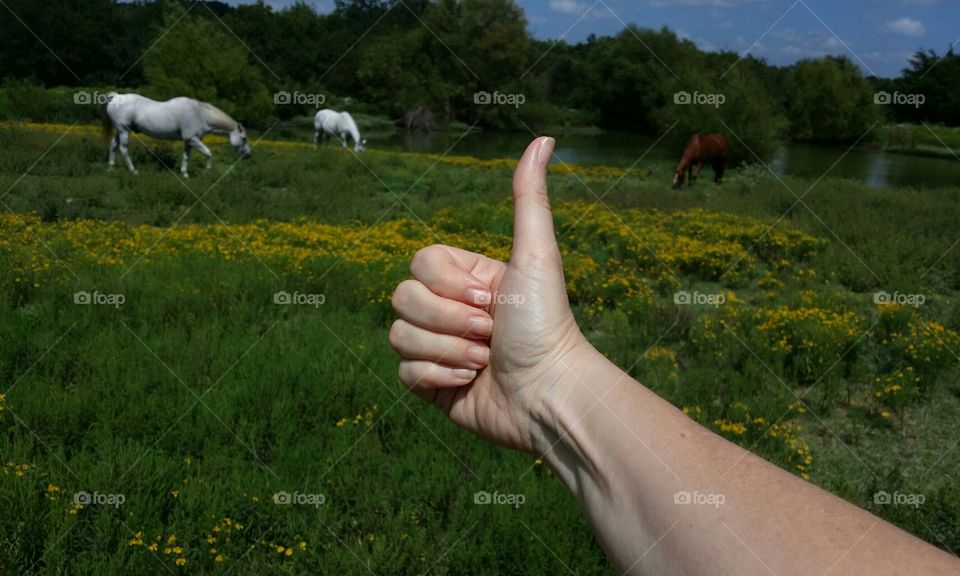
[[399, 359, 477, 390], [389, 319, 490, 369], [410, 245, 492, 306], [512, 136, 558, 264], [392, 279, 493, 339]]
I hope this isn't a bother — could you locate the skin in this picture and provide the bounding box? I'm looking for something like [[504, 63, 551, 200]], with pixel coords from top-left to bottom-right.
[[388, 137, 960, 575]]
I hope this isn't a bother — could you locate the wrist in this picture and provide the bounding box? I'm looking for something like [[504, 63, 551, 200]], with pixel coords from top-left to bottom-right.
[[529, 343, 632, 488]]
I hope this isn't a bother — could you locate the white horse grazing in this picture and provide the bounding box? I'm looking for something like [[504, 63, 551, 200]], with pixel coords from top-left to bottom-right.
[[100, 92, 251, 177], [314, 109, 366, 152]]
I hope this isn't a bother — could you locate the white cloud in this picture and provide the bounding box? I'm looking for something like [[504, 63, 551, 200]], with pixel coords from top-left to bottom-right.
[[823, 36, 843, 50], [549, 0, 589, 14], [763, 28, 852, 59], [883, 17, 927, 37]]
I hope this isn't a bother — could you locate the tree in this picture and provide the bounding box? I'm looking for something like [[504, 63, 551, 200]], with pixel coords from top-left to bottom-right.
[[894, 48, 960, 126], [654, 59, 783, 163], [143, 15, 273, 124], [786, 57, 879, 142]]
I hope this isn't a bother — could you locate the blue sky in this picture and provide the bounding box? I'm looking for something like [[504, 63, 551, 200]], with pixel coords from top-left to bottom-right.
[[233, 0, 958, 77]]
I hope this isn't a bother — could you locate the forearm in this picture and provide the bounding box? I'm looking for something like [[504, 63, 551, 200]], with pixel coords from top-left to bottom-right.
[[534, 350, 958, 576]]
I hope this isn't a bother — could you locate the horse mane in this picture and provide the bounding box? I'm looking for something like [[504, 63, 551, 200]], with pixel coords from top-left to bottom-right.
[[199, 102, 239, 133], [340, 112, 361, 142]]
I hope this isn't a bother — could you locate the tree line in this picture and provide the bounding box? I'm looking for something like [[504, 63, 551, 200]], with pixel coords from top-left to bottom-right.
[[1, 0, 957, 159]]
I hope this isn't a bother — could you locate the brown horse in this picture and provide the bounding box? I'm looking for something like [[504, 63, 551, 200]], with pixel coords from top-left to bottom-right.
[[673, 133, 730, 189]]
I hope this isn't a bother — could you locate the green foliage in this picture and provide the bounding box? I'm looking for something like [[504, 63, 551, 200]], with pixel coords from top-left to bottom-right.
[[786, 57, 881, 142], [1, 79, 58, 121], [1, 0, 956, 136], [1, 125, 959, 572], [143, 15, 273, 124], [889, 48, 960, 126], [655, 60, 784, 163]]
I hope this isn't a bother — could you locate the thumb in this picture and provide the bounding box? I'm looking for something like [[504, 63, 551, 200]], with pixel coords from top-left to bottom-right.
[[512, 136, 557, 263]]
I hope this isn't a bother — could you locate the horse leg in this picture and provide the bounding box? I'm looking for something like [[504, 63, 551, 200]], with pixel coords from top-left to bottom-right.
[[714, 162, 726, 184], [108, 133, 119, 171], [180, 140, 193, 178], [189, 137, 213, 171], [118, 130, 137, 175], [339, 132, 348, 148], [694, 162, 705, 184], [314, 130, 320, 146]]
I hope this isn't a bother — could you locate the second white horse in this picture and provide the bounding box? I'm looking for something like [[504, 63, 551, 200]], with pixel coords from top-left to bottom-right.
[[314, 109, 366, 152]]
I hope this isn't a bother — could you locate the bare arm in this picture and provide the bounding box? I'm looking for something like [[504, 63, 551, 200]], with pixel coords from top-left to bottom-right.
[[536, 348, 955, 575], [388, 137, 959, 575]]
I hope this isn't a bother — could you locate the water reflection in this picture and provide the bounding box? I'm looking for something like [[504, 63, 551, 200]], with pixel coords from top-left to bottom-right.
[[367, 131, 959, 189]]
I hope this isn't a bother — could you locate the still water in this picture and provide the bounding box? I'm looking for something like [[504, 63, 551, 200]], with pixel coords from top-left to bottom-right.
[[369, 131, 959, 189]]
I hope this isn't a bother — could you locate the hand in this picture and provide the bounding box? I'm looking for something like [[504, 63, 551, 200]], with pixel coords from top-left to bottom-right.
[[388, 137, 596, 453]]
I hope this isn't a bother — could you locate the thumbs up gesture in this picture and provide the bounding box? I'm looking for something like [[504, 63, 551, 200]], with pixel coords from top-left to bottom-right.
[[389, 137, 594, 453]]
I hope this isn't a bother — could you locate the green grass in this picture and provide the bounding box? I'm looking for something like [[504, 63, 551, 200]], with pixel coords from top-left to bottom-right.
[[880, 123, 960, 159], [1, 125, 959, 574]]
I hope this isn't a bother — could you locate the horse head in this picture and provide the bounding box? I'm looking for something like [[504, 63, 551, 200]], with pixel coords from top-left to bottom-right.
[[230, 124, 252, 159], [672, 166, 685, 189], [357, 138, 367, 153]]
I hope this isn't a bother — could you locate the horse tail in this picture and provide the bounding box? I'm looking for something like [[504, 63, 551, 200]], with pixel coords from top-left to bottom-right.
[[99, 93, 116, 141]]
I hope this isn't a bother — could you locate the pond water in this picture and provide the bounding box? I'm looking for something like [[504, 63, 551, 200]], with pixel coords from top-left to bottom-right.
[[367, 130, 960, 189]]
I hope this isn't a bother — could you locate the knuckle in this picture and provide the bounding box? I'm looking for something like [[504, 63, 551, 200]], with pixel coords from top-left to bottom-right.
[[391, 280, 416, 313], [410, 244, 443, 276], [388, 318, 406, 350], [397, 361, 412, 384]]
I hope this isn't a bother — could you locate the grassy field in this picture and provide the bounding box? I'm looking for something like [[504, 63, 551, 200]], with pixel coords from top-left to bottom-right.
[[1, 122, 959, 574], [881, 123, 960, 159]]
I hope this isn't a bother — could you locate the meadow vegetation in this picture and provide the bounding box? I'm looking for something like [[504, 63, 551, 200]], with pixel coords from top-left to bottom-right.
[[1, 124, 958, 573]]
